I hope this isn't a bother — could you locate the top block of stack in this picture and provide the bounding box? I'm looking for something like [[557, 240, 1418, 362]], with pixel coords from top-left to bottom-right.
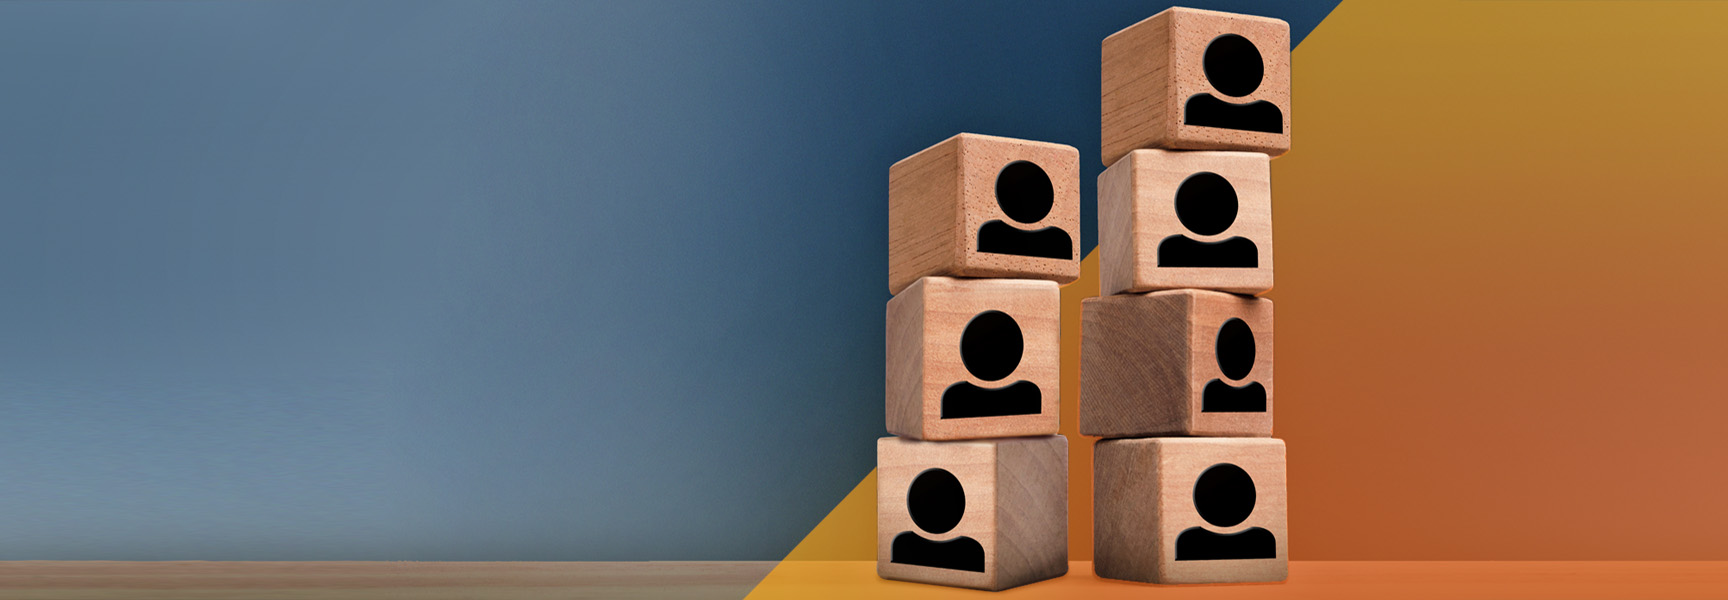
[[1101, 7, 1291, 166], [889, 134, 1081, 295]]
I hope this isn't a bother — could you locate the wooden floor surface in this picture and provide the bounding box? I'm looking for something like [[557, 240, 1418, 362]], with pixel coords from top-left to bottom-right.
[[0, 561, 776, 600], [3, 560, 1726, 599]]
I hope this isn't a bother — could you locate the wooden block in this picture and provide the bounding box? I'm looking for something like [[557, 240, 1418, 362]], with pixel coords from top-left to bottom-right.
[[888, 277, 1060, 440], [1101, 7, 1291, 165], [877, 435, 1068, 591], [1080, 289, 1272, 438], [1094, 437, 1287, 585], [889, 133, 1080, 295], [1099, 149, 1272, 295]]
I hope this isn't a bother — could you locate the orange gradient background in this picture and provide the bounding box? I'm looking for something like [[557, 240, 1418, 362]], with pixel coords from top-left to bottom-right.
[[751, 3, 1728, 595], [1276, 0, 1728, 561]]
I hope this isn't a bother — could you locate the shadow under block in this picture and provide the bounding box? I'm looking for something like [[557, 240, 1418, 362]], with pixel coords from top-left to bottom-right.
[[1101, 7, 1291, 166], [888, 133, 1081, 295], [888, 277, 1060, 440], [1094, 437, 1288, 585], [1099, 149, 1272, 296], [877, 435, 1068, 591], [1080, 290, 1272, 438]]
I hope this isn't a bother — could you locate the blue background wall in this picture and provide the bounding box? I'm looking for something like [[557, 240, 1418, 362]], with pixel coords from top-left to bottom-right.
[[0, 0, 1334, 560]]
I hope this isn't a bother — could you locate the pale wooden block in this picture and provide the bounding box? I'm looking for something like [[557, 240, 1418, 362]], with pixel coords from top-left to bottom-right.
[[888, 133, 1080, 295], [1080, 289, 1272, 438], [888, 277, 1060, 440], [1094, 437, 1287, 585], [1101, 7, 1291, 165], [877, 435, 1067, 591], [1099, 149, 1272, 295]]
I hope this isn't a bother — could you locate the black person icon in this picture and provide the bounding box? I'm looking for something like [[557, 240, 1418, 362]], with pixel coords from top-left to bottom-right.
[[892, 468, 986, 572], [976, 161, 1074, 260], [1183, 34, 1284, 134], [1202, 318, 1267, 412], [941, 310, 1042, 419], [1175, 463, 1276, 561], [1157, 172, 1259, 268]]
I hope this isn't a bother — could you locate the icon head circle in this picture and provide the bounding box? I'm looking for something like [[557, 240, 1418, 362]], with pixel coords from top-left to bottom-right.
[[960, 310, 1024, 382], [1203, 34, 1264, 98], [1193, 463, 1257, 528], [1215, 318, 1256, 380], [1174, 172, 1239, 236], [907, 468, 966, 535], [994, 161, 1055, 224]]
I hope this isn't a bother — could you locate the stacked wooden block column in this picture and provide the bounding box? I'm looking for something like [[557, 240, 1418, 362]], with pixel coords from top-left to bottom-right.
[[878, 133, 1080, 591], [1085, 7, 1293, 585]]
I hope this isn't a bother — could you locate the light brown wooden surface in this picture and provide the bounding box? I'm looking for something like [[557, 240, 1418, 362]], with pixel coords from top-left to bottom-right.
[[888, 133, 1080, 294], [750, 560, 1728, 599], [877, 435, 1068, 591], [0, 561, 774, 600], [12, 561, 1728, 600], [887, 277, 1060, 440], [1099, 149, 1273, 296], [1101, 7, 1291, 165], [1081, 290, 1273, 438], [1095, 438, 1287, 585]]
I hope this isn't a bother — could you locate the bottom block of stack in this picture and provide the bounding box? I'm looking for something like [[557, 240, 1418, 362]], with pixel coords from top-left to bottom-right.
[[1094, 437, 1288, 585], [877, 435, 1068, 591]]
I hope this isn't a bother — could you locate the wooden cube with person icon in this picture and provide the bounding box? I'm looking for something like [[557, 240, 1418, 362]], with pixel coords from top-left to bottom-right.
[[877, 435, 1068, 591], [889, 133, 1081, 295], [887, 277, 1060, 441], [1102, 7, 1291, 165], [1099, 149, 1272, 295], [1080, 289, 1272, 439], [1094, 437, 1287, 584]]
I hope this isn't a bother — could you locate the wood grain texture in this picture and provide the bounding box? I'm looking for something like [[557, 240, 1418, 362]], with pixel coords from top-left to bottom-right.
[[888, 137, 959, 297], [886, 278, 928, 438], [888, 133, 1080, 295], [877, 436, 1068, 591], [1080, 290, 1273, 438], [1100, 149, 1272, 296], [993, 437, 1070, 591], [1095, 438, 1287, 585], [0, 561, 773, 600], [887, 277, 1060, 441], [1102, 7, 1291, 166]]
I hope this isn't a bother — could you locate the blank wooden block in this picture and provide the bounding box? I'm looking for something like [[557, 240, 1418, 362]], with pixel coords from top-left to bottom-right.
[[1080, 289, 1272, 438], [889, 133, 1080, 295], [888, 277, 1060, 441], [1101, 7, 1291, 166], [1094, 437, 1287, 585], [878, 435, 1067, 591], [1099, 149, 1272, 295]]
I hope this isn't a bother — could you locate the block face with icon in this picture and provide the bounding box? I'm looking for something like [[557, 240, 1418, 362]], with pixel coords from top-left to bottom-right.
[[888, 277, 1060, 440], [1101, 6, 1291, 165], [1080, 289, 1272, 438], [1094, 437, 1287, 584], [888, 133, 1081, 295], [878, 435, 1068, 591], [1099, 149, 1272, 296]]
